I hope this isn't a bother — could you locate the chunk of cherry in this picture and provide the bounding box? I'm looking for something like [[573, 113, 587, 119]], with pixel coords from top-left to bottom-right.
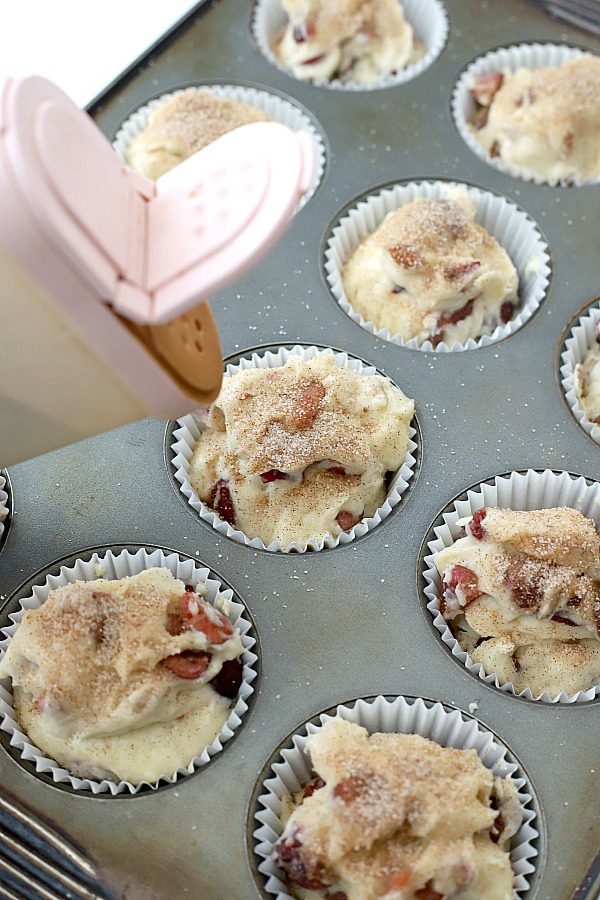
[[210, 479, 236, 525], [275, 826, 329, 890], [336, 510, 362, 532], [468, 507, 487, 539]]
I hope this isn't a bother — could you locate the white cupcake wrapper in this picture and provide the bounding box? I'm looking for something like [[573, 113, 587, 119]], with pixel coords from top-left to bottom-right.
[[422, 469, 600, 703], [252, 0, 448, 91], [324, 180, 550, 351], [113, 83, 326, 208], [452, 43, 597, 186], [171, 344, 418, 552], [0, 475, 8, 540], [253, 695, 539, 898], [560, 301, 600, 445], [0, 548, 258, 795]]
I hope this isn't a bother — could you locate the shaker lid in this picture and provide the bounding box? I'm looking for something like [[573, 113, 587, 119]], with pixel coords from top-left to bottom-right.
[[0, 75, 314, 325]]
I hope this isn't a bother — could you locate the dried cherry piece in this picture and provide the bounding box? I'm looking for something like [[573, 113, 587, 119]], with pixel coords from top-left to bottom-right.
[[333, 775, 368, 803], [414, 884, 444, 900], [301, 53, 327, 66], [180, 592, 234, 644], [500, 300, 515, 324], [275, 827, 329, 890], [469, 507, 487, 539], [444, 261, 481, 283], [302, 777, 325, 799], [552, 614, 577, 626], [293, 380, 326, 428], [505, 560, 542, 609], [472, 105, 490, 130], [161, 650, 211, 679], [442, 565, 482, 612], [432, 298, 475, 345], [260, 469, 289, 482], [210, 479, 236, 525], [384, 872, 412, 893], [336, 510, 362, 532], [209, 658, 243, 699], [470, 71, 504, 106]]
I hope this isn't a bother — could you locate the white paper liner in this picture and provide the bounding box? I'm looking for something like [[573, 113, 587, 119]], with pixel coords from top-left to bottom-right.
[[452, 43, 598, 186], [251, 0, 448, 91], [560, 301, 600, 446], [0, 548, 258, 795], [0, 475, 8, 540], [253, 695, 539, 898], [113, 84, 326, 208], [324, 180, 551, 351], [171, 344, 418, 552], [422, 469, 600, 703]]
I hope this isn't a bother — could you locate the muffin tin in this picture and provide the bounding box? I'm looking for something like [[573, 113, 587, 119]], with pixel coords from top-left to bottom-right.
[[1, 0, 599, 897]]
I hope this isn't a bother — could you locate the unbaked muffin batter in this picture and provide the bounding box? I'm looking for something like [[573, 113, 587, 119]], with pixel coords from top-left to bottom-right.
[[0, 568, 244, 783], [342, 193, 519, 346], [274, 718, 523, 899], [125, 88, 272, 180], [434, 506, 600, 696], [274, 0, 423, 84], [469, 56, 600, 183], [189, 355, 414, 548]]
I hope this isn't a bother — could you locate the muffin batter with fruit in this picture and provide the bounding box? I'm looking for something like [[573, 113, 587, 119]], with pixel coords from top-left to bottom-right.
[[434, 506, 600, 696], [342, 193, 519, 346], [274, 717, 523, 899], [0, 568, 244, 783], [468, 56, 600, 183], [188, 355, 414, 548], [125, 88, 272, 180], [274, 0, 423, 84]]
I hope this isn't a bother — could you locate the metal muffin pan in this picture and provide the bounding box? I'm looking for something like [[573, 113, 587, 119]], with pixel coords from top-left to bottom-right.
[[1, 1, 599, 897]]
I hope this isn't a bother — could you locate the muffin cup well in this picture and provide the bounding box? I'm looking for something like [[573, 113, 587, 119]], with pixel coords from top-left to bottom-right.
[[0, 547, 258, 795], [113, 83, 326, 208], [324, 180, 550, 351], [452, 43, 597, 186], [560, 300, 600, 446], [251, 0, 449, 91], [422, 469, 600, 703], [252, 694, 540, 898], [171, 344, 418, 552]]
